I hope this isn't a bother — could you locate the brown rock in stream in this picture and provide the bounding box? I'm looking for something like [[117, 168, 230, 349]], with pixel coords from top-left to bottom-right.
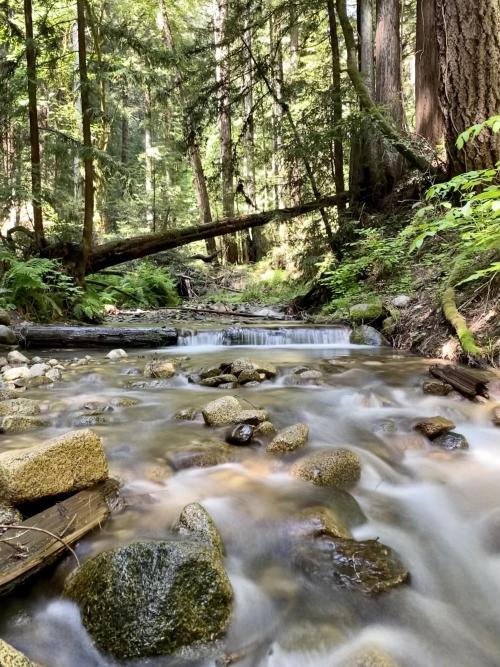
[[291, 449, 361, 489], [414, 416, 455, 439]]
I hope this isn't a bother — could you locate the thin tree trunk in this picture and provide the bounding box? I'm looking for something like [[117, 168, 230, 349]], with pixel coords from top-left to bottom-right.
[[214, 0, 238, 263], [289, 3, 299, 73], [243, 6, 265, 262], [326, 0, 346, 207], [415, 0, 444, 149], [435, 0, 500, 174], [269, 13, 284, 209], [71, 20, 82, 199], [144, 88, 154, 230], [23, 0, 45, 248], [76, 0, 94, 279], [374, 0, 406, 193], [158, 0, 217, 258]]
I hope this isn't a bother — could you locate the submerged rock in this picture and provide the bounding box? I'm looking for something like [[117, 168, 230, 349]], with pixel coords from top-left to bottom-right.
[[295, 536, 408, 595], [291, 449, 361, 489], [0, 415, 50, 433], [64, 540, 233, 660], [422, 380, 453, 396], [491, 406, 500, 426], [0, 398, 40, 417], [225, 423, 254, 446], [202, 395, 241, 426], [236, 409, 268, 425], [0, 429, 108, 503], [175, 407, 197, 421], [143, 359, 176, 379], [254, 421, 277, 436], [166, 441, 234, 470], [292, 505, 351, 540], [175, 502, 224, 556], [350, 325, 388, 346], [432, 431, 469, 450], [0, 639, 38, 666], [414, 416, 455, 439], [343, 647, 401, 667], [253, 361, 277, 378], [267, 423, 309, 454]]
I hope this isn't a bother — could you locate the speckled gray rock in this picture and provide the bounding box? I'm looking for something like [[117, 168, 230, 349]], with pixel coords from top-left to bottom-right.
[[230, 358, 256, 375], [291, 449, 361, 488], [199, 374, 238, 387], [0, 429, 108, 503], [0, 326, 17, 347], [236, 409, 268, 425], [167, 441, 234, 470], [0, 639, 38, 666], [237, 369, 261, 384], [110, 396, 139, 408], [253, 361, 277, 378], [414, 416, 455, 439], [432, 431, 469, 450], [0, 415, 50, 433], [267, 423, 309, 454], [64, 540, 233, 660], [45, 368, 62, 382], [2, 366, 30, 382], [350, 325, 388, 346], [27, 363, 49, 378], [342, 647, 401, 667], [202, 395, 242, 426], [175, 502, 224, 556], [293, 505, 352, 540], [422, 380, 453, 396], [106, 349, 127, 360], [7, 350, 29, 365], [0, 399, 40, 417], [0, 389, 20, 401], [143, 359, 176, 378]]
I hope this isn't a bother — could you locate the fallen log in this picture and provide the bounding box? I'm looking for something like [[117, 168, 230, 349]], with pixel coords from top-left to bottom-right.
[[0, 479, 120, 596], [429, 365, 489, 399], [176, 306, 289, 320], [15, 325, 178, 348]]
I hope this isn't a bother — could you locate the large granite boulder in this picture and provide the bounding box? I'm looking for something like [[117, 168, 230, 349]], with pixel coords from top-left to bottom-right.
[[0, 429, 108, 503], [64, 540, 233, 660], [202, 396, 242, 426], [0, 639, 38, 666]]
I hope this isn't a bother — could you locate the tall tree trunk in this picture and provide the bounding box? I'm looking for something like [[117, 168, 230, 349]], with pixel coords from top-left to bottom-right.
[[326, 0, 346, 207], [144, 88, 154, 231], [214, 0, 238, 263], [76, 0, 94, 279], [158, 0, 217, 259], [348, 0, 377, 205], [269, 13, 284, 209], [71, 20, 82, 199], [374, 0, 406, 192], [289, 4, 299, 73], [415, 0, 444, 149], [242, 8, 266, 262], [23, 0, 45, 248], [435, 0, 500, 174]]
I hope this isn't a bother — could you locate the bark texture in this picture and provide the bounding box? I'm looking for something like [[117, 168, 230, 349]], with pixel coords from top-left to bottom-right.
[[415, 0, 444, 148], [435, 0, 500, 173], [326, 0, 346, 205]]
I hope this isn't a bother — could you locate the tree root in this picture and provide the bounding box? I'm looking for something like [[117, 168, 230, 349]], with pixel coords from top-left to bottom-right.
[[441, 286, 483, 358]]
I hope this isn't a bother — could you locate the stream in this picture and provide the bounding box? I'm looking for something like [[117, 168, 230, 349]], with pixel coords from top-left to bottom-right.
[[2, 325, 500, 666]]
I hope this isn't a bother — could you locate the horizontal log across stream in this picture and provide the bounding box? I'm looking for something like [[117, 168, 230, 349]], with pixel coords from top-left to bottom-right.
[[15, 325, 178, 348]]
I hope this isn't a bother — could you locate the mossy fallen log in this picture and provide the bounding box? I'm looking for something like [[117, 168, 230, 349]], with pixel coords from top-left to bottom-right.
[[0, 479, 120, 596], [441, 286, 482, 358]]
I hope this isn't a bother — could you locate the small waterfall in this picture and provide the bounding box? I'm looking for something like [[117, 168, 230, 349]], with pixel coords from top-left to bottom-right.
[[177, 326, 351, 346]]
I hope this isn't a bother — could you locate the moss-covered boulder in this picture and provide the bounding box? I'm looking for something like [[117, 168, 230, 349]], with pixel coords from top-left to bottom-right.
[[267, 423, 309, 454], [0, 639, 38, 666], [349, 302, 383, 324], [0, 429, 108, 503], [175, 502, 224, 556], [0, 325, 17, 347], [350, 325, 388, 346], [64, 540, 233, 660], [290, 449, 361, 489], [0, 310, 11, 326]]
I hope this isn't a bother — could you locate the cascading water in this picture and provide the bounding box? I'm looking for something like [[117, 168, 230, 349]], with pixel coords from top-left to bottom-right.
[[178, 325, 352, 346], [2, 333, 500, 667]]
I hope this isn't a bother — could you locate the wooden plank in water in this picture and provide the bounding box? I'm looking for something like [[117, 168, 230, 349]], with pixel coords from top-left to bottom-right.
[[429, 364, 489, 399], [0, 479, 120, 596], [15, 325, 178, 348]]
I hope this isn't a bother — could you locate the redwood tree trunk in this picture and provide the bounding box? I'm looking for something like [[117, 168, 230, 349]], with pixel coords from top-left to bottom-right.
[[23, 0, 45, 248], [76, 0, 94, 277], [415, 0, 444, 149], [375, 0, 406, 192], [435, 0, 500, 174], [214, 0, 238, 263]]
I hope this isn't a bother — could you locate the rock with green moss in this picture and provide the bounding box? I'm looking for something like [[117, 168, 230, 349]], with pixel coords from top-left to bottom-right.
[[349, 302, 383, 324], [0, 415, 50, 433], [0, 326, 17, 347], [175, 502, 224, 556], [350, 325, 388, 346], [0, 311, 11, 326], [64, 540, 233, 660], [267, 423, 309, 454], [0, 639, 38, 666], [0, 429, 108, 503], [290, 449, 361, 489]]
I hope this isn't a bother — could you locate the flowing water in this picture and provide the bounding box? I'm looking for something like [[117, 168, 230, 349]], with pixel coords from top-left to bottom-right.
[[2, 326, 500, 667]]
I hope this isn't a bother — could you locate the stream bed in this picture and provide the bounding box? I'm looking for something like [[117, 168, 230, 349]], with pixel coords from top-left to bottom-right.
[[1, 326, 500, 666]]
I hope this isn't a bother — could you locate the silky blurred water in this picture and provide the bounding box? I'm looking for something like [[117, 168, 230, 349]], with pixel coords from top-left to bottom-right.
[[2, 332, 500, 667]]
